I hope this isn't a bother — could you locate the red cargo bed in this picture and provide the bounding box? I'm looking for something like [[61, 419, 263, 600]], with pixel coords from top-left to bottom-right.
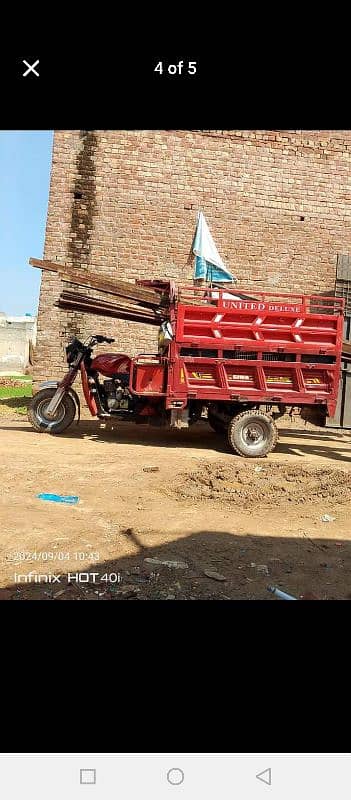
[[165, 286, 344, 415]]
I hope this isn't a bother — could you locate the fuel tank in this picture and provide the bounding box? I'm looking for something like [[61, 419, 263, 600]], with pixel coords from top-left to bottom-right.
[[90, 353, 131, 377]]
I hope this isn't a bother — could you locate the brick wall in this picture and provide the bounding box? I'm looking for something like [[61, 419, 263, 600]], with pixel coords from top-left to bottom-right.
[[33, 129, 351, 388]]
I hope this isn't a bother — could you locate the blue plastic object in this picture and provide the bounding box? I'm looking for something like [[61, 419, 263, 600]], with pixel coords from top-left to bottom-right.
[[36, 493, 79, 505], [267, 585, 297, 601]]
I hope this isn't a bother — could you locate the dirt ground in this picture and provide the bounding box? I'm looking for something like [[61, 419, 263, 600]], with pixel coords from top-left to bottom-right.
[[1, 413, 351, 600]]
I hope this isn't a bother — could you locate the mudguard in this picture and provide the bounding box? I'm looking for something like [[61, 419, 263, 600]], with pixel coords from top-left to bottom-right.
[[38, 381, 81, 424]]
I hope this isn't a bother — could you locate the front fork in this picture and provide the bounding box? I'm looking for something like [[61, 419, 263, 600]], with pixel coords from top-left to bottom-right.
[[45, 367, 79, 418]]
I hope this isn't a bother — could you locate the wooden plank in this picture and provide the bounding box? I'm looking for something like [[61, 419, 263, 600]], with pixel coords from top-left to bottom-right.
[[57, 304, 158, 325], [60, 270, 161, 307], [59, 293, 162, 324], [59, 287, 160, 311], [58, 302, 157, 325], [61, 290, 163, 319], [59, 272, 160, 308], [60, 290, 160, 318], [30, 257, 162, 306], [56, 299, 160, 326], [30, 257, 61, 272]]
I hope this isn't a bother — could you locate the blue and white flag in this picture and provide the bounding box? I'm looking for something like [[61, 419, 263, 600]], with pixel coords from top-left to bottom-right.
[[192, 212, 235, 283]]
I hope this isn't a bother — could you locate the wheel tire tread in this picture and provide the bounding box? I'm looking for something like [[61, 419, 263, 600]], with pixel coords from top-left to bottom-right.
[[227, 409, 278, 458], [28, 389, 76, 435]]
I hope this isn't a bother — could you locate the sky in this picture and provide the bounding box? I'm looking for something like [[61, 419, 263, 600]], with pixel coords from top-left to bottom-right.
[[0, 130, 53, 316]]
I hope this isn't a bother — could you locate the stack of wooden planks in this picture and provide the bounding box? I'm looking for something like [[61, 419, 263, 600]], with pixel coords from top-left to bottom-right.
[[29, 258, 169, 326]]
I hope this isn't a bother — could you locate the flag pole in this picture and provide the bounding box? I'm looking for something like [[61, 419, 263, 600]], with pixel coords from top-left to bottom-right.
[[193, 211, 205, 288]]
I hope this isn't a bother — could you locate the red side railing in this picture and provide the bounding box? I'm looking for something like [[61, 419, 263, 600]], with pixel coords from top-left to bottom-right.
[[174, 288, 344, 356]]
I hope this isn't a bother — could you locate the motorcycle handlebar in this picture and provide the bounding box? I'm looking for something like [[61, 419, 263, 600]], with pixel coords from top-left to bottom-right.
[[92, 335, 115, 344]]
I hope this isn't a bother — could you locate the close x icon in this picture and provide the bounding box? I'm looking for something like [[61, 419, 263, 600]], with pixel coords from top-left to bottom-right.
[[21, 58, 40, 77]]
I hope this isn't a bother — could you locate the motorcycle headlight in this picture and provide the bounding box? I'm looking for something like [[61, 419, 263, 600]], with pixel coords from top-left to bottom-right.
[[66, 341, 79, 364]]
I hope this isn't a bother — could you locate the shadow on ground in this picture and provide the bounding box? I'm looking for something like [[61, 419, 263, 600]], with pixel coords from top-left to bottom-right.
[[1, 528, 350, 601], [0, 397, 30, 410], [1, 419, 351, 464]]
